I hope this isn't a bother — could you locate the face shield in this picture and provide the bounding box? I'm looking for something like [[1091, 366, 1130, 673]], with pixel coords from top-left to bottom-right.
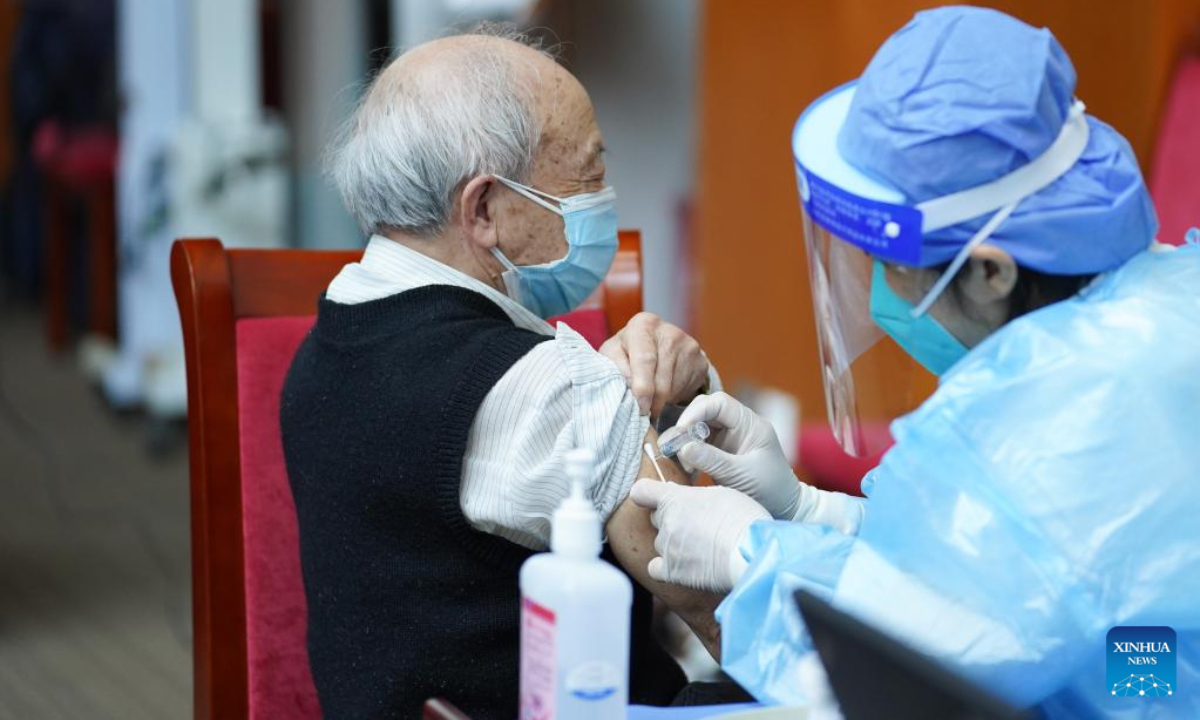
[[793, 83, 1090, 457], [801, 211, 931, 457]]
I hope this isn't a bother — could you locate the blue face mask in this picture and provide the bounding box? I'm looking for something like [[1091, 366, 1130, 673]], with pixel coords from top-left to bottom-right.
[[869, 260, 968, 376], [490, 177, 619, 319]]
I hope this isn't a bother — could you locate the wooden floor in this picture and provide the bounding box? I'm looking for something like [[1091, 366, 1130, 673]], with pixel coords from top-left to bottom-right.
[[0, 304, 191, 718]]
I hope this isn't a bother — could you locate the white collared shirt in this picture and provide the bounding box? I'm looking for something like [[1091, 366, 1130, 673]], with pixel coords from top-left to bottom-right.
[[325, 235, 650, 549]]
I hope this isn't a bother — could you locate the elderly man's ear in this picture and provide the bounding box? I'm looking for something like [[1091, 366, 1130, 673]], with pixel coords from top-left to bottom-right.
[[458, 175, 501, 250]]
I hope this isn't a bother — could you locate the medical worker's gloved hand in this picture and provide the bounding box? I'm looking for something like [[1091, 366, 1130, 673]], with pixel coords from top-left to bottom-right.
[[629, 479, 770, 593], [676, 392, 864, 534], [674, 392, 798, 516]]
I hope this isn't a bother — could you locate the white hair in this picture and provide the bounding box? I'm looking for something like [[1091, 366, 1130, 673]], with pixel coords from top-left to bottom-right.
[[326, 27, 554, 238]]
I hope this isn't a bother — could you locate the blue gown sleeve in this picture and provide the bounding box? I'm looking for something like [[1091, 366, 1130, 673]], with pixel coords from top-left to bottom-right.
[[715, 519, 858, 707]]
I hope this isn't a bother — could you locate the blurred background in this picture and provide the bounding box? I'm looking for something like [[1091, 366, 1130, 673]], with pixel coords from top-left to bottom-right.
[[1, 0, 1198, 716]]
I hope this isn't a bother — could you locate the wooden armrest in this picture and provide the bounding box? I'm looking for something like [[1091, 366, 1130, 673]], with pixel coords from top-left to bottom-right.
[[422, 698, 473, 720]]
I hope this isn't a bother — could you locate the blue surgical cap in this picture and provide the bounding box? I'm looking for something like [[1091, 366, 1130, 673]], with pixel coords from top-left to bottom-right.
[[838, 6, 1158, 274]]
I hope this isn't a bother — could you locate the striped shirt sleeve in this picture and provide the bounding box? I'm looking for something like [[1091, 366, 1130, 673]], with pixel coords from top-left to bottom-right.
[[459, 323, 650, 550]]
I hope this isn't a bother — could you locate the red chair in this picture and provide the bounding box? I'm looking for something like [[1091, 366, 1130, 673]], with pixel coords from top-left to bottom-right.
[[170, 231, 643, 720]]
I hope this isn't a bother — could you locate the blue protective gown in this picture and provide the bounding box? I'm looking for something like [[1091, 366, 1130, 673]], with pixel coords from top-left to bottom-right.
[[718, 244, 1200, 718]]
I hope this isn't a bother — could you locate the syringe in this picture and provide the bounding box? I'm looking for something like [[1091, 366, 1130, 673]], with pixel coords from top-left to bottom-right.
[[642, 422, 712, 482], [656, 421, 711, 459]]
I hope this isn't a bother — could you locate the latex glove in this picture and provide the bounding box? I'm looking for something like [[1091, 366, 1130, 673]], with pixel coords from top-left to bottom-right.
[[599, 312, 709, 417], [629, 479, 770, 593], [675, 392, 864, 534]]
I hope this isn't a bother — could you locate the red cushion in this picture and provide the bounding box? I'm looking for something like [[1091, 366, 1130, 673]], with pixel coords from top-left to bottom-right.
[[236, 316, 321, 720], [547, 307, 609, 349], [1150, 56, 1200, 247]]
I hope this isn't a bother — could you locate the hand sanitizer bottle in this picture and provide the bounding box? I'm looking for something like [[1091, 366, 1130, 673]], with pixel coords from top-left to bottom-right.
[[519, 448, 631, 720]]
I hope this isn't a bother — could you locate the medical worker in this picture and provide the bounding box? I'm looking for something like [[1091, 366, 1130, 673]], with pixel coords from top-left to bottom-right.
[[631, 7, 1200, 718]]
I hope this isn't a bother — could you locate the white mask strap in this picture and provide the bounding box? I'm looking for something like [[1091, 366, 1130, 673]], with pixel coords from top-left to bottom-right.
[[489, 245, 519, 272], [910, 201, 1018, 318], [493, 176, 565, 215]]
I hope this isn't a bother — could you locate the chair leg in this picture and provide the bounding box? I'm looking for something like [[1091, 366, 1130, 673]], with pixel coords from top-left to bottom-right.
[[87, 181, 118, 341], [43, 179, 69, 353]]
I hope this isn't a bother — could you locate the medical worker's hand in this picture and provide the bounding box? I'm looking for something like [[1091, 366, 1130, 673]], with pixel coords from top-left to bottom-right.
[[629, 479, 770, 593], [675, 393, 864, 534], [674, 392, 802, 518], [600, 313, 710, 417]]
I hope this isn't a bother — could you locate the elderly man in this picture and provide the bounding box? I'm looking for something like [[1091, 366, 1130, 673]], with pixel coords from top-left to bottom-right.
[[281, 28, 721, 719]]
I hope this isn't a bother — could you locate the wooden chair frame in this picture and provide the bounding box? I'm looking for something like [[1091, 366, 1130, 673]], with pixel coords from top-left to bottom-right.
[[170, 231, 641, 719]]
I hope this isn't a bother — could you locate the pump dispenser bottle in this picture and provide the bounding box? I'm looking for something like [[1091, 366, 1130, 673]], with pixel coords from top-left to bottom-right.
[[519, 448, 632, 720]]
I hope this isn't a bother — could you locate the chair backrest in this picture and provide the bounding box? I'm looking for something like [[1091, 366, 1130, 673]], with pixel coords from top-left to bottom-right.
[[170, 231, 642, 720]]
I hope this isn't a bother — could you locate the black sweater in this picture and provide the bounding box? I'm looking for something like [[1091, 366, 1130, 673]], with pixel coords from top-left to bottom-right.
[[280, 285, 683, 719]]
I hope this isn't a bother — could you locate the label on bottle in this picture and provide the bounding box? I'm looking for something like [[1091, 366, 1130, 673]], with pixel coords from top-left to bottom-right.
[[565, 660, 621, 701], [520, 597, 556, 720]]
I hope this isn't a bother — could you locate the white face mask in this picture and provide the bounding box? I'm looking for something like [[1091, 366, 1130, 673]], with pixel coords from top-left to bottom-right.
[[489, 176, 620, 319]]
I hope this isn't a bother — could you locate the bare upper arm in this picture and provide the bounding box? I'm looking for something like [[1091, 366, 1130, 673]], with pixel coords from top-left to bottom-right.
[[604, 426, 724, 659]]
